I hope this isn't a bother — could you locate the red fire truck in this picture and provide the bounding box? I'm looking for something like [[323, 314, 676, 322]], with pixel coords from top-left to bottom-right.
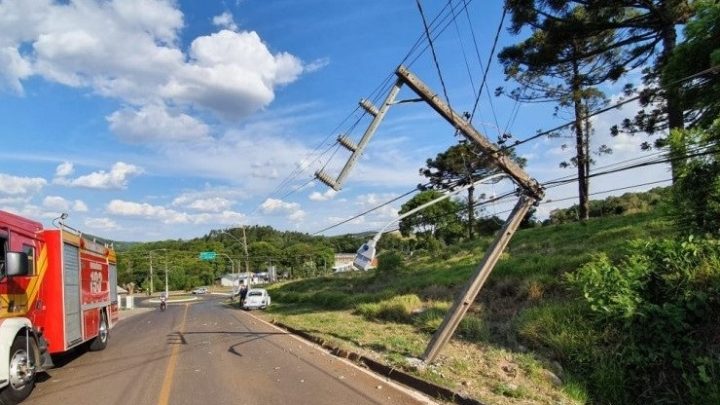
[[0, 210, 119, 403]]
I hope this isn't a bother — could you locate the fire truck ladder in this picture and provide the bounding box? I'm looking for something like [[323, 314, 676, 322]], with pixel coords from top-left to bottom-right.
[[315, 65, 545, 363]]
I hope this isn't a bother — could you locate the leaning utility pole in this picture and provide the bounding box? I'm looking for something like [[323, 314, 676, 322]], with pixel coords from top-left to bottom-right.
[[316, 65, 545, 363]]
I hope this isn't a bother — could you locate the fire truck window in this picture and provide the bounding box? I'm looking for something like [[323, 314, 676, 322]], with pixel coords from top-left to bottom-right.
[[0, 237, 6, 274], [22, 244, 35, 276]]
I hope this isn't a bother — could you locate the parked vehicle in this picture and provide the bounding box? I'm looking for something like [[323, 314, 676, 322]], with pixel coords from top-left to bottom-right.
[[0, 210, 119, 403], [242, 289, 271, 310], [192, 287, 208, 294]]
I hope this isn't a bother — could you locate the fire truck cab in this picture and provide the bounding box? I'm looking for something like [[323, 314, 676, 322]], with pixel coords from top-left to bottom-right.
[[0, 210, 119, 404]]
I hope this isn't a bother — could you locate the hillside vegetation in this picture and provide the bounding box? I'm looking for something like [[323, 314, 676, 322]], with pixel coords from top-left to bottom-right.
[[258, 210, 720, 404]]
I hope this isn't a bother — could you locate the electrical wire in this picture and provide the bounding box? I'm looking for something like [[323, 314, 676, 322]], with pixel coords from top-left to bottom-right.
[[416, 0, 453, 111]]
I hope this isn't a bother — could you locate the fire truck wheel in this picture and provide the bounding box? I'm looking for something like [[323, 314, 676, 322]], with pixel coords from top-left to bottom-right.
[[89, 312, 108, 351], [0, 335, 36, 405]]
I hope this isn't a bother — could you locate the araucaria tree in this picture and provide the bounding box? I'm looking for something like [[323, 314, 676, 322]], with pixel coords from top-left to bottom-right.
[[420, 142, 525, 238], [499, 4, 621, 220]]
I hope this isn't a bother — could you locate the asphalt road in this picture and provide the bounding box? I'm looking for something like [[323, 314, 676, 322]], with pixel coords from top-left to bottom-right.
[[27, 295, 434, 405]]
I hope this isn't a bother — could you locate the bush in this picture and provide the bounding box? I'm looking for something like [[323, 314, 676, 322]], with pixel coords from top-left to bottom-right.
[[566, 237, 720, 403], [355, 294, 423, 323], [413, 302, 450, 332], [671, 122, 720, 235], [376, 251, 404, 275]]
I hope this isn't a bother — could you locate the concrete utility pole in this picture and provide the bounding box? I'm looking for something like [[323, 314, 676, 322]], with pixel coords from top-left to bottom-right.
[[315, 79, 404, 191], [315, 64, 546, 364], [242, 226, 251, 289], [164, 253, 169, 298], [149, 253, 154, 295], [392, 65, 545, 363]]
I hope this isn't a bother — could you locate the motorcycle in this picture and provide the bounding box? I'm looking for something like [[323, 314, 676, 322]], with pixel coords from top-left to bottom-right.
[[160, 297, 167, 311]]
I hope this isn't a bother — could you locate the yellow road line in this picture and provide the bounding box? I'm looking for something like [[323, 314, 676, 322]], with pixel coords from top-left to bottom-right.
[[157, 303, 189, 405]]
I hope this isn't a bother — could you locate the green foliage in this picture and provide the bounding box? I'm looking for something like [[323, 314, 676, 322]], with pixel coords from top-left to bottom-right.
[[565, 237, 720, 403], [548, 187, 669, 224], [355, 294, 423, 323], [376, 251, 404, 275], [671, 121, 720, 235], [566, 251, 651, 319], [663, 0, 720, 130], [398, 190, 464, 244], [420, 142, 527, 238]]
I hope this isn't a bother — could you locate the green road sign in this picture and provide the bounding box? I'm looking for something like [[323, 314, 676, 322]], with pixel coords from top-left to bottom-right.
[[199, 251, 217, 261]]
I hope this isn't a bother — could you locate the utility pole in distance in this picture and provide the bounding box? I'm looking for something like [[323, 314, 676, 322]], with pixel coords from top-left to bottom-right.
[[149, 253, 154, 295], [242, 226, 251, 289]]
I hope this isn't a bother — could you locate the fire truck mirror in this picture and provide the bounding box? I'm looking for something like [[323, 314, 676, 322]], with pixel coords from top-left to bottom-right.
[[5, 252, 29, 277]]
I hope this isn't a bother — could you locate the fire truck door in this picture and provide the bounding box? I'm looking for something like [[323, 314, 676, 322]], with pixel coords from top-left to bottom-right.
[[63, 243, 82, 346]]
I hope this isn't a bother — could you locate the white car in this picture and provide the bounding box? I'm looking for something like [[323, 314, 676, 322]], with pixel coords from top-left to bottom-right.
[[192, 287, 208, 294], [242, 288, 271, 310]]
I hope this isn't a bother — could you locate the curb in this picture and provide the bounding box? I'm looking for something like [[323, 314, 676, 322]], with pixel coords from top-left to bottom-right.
[[271, 321, 484, 405]]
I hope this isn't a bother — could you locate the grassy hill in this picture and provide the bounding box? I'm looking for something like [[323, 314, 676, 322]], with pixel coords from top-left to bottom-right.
[[255, 211, 680, 403]]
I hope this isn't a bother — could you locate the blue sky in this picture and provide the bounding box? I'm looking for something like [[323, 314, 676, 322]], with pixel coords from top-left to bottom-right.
[[0, 0, 670, 241]]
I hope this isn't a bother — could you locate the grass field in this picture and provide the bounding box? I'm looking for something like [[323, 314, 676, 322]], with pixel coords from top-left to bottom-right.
[[255, 212, 675, 403]]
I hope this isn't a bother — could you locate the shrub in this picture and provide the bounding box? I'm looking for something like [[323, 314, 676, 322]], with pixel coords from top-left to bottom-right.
[[566, 237, 720, 403], [355, 294, 423, 323], [376, 251, 404, 275], [413, 302, 449, 332]]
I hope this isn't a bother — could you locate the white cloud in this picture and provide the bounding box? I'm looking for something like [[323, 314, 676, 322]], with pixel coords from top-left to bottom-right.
[[212, 12, 237, 31], [84, 217, 119, 230], [55, 161, 74, 177], [0, 173, 46, 195], [107, 199, 189, 224], [73, 200, 88, 212], [260, 198, 299, 214], [55, 162, 142, 189], [260, 197, 305, 222], [0, 0, 308, 140], [304, 57, 330, 73], [173, 196, 234, 213], [42, 195, 69, 211], [309, 189, 337, 201], [163, 30, 303, 119], [107, 199, 245, 225], [0, 46, 32, 94], [288, 209, 306, 222], [107, 104, 210, 143]]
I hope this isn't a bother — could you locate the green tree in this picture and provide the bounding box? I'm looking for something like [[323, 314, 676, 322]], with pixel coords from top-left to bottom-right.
[[671, 119, 720, 235], [248, 241, 281, 272], [398, 190, 463, 244], [420, 141, 526, 237], [662, 0, 720, 130], [500, 4, 627, 220], [505, 0, 694, 178]]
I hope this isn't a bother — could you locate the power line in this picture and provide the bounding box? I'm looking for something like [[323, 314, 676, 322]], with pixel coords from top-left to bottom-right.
[[505, 65, 720, 151], [311, 186, 425, 235], [337, 141, 719, 235], [468, 6, 506, 126], [256, 0, 476, 212], [416, 0, 453, 110]]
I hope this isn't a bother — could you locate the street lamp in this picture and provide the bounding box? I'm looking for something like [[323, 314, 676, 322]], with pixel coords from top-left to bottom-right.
[[220, 227, 251, 290]]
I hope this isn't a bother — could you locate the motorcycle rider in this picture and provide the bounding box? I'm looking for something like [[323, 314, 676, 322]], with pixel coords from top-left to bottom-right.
[[160, 292, 167, 311]]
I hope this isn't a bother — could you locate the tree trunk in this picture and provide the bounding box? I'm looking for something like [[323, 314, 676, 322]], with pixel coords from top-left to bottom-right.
[[467, 186, 474, 239], [660, 10, 685, 181], [571, 53, 590, 221]]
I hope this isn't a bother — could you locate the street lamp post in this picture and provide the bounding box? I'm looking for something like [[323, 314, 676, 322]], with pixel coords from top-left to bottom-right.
[[220, 227, 250, 290]]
